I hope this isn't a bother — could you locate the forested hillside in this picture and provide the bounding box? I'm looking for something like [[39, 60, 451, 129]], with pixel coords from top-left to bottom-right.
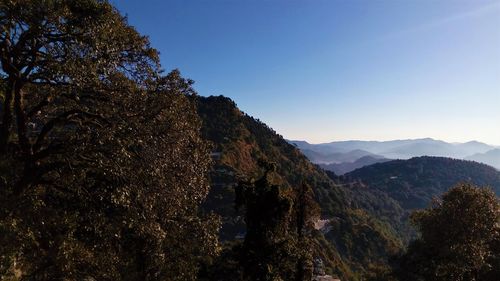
[[325, 157, 500, 249], [345, 156, 500, 210], [195, 95, 403, 280]]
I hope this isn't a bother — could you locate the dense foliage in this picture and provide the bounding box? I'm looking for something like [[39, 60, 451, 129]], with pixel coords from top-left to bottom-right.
[[236, 170, 319, 281], [393, 184, 500, 281], [0, 1, 218, 280], [201, 169, 320, 281], [345, 156, 500, 209]]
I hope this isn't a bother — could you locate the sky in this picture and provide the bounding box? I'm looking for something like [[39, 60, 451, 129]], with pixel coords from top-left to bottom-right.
[[113, 0, 500, 145]]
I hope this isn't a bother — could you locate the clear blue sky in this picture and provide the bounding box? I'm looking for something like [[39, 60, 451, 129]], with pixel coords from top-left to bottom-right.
[[113, 0, 500, 145]]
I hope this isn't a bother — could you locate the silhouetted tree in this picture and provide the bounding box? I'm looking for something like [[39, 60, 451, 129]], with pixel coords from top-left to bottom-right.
[[231, 166, 318, 281], [235, 167, 294, 281]]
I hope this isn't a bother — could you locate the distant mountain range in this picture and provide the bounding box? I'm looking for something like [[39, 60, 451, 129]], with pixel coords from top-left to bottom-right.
[[465, 149, 500, 171], [289, 138, 499, 174], [319, 156, 391, 175]]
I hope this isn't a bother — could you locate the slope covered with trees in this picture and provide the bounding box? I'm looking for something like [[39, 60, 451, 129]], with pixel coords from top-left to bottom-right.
[[345, 156, 500, 210], [327, 156, 500, 250], [195, 95, 403, 280]]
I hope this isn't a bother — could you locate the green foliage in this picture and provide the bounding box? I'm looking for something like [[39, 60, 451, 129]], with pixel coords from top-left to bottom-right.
[[364, 263, 398, 281], [345, 156, 500, 210], [393, 183, 500, 281], [236, 171, 297, 281], [326, 208, 403, 269], [0, 1, 219, 280], [336, 156, 500, 249], [195, 96, 347, 216], [203, 169, 319, 281]]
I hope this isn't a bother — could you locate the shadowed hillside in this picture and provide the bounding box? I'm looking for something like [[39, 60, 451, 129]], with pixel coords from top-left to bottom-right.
[[345, 156, 500, 210]]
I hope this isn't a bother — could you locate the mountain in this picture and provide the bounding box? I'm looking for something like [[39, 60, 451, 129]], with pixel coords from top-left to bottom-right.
[[320, 156, 390, 175], [466, 149, 500, 170], [193, 96, 500, 279], [289, 140, 389, 174], [300, 148, 383, 164], [290, 138, 497, 168], [457, 141, 497, 157], [290, 138, 450, 156], [322, 156, 500, 247], [195, 96, 403, 280], [345, 156, 500, 210]]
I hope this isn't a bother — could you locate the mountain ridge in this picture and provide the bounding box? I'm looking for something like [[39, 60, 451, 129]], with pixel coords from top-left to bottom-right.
[[466, 149, 500, 171], [290, 138, 499, 171]]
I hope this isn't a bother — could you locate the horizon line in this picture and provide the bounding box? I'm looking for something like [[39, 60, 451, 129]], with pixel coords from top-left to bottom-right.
[[287, 137, 500, 147]]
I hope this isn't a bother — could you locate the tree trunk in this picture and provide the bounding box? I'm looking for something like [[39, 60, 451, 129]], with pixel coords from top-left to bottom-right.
[[0, 79, 15, 153], [14, 84, 30, 155]]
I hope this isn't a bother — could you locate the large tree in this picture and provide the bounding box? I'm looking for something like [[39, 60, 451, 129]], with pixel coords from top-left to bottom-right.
[[0, 0, 159, 189], [0, 1, 218, 280], [394, 183, 500, 281]]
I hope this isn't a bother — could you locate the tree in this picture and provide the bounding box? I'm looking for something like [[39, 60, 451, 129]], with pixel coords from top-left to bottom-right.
[[0, 1, 219, 280], [393, 183, 500, 281], [292, 183, 320, 281], [0, 0, 159, 190], [235, 167, 294, 281], [230, 165, 318, 281]]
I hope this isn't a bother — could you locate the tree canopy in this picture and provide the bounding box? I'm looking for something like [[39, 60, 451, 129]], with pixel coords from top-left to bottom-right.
[[393, 183, 500, 281], [0, 1, 218, 280]]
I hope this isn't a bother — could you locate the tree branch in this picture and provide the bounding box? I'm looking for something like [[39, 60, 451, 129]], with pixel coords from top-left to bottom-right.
[[32, 109, 103, 153]]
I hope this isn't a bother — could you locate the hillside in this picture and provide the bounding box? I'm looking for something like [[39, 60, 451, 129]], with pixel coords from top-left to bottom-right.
[[345, 156, 500, 210], [321, 156, 500, 248], [195, 96, 403, 280]]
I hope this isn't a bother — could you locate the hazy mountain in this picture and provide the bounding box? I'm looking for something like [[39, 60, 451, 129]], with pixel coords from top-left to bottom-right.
[[289, 138, 497, 167], [290, 138, 449, 155], [320, 156, 390, 175], [301, 148, 384, 164], [466, 149, 500, 170], [457, 141, 497, 156]]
